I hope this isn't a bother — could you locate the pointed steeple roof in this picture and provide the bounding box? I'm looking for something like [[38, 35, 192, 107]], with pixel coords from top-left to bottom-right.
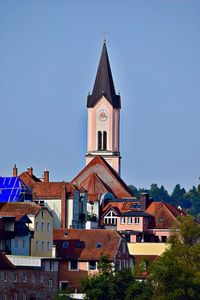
[[87, 42, 121, 109]]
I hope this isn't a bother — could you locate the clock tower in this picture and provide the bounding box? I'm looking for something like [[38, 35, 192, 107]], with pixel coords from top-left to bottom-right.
[[86, 41, 121, 175]]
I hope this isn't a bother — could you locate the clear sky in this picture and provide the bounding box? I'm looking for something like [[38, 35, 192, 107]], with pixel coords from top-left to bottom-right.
[[0, 1, 200, 193]]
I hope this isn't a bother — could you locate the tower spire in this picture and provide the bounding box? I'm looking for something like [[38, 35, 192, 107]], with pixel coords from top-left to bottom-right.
[[103, 32, 106, 44], [87, 42, 121, 109]]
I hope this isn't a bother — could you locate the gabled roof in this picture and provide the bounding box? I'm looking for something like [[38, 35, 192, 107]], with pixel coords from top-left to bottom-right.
[[87, 42, 121, 109], [20, 171, 41, 189], [80, 173, 110, 201], [0, 202, 41, 217], [71, 156, 132, 200], [53, 229, 122, 261], [20, 170, 77, 199], [32, 182, 76, 199], [0, 212, 32, 223], [146, 202, 185, 229]]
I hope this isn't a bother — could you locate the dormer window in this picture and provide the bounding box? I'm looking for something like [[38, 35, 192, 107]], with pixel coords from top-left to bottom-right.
[[96, 243, 102, 248], [63, 241, 69, 249], [76, 241, 83, 248]]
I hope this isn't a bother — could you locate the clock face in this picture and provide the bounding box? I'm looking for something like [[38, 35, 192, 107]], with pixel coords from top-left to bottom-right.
[[97, 109, 109, 121]]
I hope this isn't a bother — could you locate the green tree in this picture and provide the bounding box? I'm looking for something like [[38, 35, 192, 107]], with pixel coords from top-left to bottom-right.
[[151, 215, 200, 300], [82, 255, 154, 300], [171, 184, 186, 206]]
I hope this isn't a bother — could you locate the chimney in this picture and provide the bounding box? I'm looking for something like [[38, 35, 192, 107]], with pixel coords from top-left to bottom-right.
[[13, 164, 18, 177], [43, 170, 49, 182], [140, 193, 150, 211], [27, 167, 33, 176]]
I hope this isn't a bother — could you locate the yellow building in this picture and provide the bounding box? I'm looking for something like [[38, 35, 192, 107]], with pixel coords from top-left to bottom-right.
[[128, 242, 169, 256], [0, 202, 53, 257]]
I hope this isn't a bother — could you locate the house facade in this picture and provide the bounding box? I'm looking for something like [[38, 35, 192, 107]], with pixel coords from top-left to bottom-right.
[[0, 253, 59, 300], [53, 229, 132, 292], [0, 202, 53, 257], [19, 167, 87, 229]]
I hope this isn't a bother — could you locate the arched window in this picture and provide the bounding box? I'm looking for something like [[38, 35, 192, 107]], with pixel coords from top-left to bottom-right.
[[98, 131, 102, 150], [103, 131, 107, 150]]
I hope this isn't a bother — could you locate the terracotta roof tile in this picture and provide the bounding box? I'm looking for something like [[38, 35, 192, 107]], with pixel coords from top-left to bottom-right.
[[53, 229, 121, 261], [146, 202, 185, 228], [80, 173, 110, 201], [0, 202, 41, 216], [72, 156, 132, 199], [32, 182, 76, 199]]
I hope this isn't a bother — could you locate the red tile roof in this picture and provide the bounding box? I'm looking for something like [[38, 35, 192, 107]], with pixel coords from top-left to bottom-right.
[[0, 202, 41, 216], [32, 182, 76, 199], [80, 173, 110, 201], [71, 156, 132, 200], [20, 170, 77, 199], [146, 202, 185, 228], [53, 229, 122, 261]]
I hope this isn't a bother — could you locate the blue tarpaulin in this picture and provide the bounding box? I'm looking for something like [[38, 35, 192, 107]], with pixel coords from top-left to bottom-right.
[[0, 177, 32, 202]]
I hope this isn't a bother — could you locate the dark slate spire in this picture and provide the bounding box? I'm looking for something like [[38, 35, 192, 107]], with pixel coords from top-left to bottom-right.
[[87, 41, 121, 109]]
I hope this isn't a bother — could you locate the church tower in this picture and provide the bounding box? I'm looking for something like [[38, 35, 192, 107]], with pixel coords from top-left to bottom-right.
[[86, 41, 121, 175]]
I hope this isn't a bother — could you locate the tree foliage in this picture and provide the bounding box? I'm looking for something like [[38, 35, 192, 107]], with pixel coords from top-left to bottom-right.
[[151, 215, 200, 300], [129, 181, 200, 217], [81, 216, 200, 299]]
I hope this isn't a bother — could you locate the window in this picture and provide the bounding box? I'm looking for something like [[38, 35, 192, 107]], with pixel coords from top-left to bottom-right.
[[15, 239, 18, 248], [127, 259, 129, 268], [120, 217, 126, 224], [88, 261, 97, 270], [40, 275, 44, 283], [103, 131, 107, 150], [122, 260, 126, 270], [22, 293, 27, 300], [36, 240, 39, 251], [96, 243, 102, 248], [104, 211, 117, 225], [31, 274, 35, 283], [48, 279, 53, 288], [23, 274, 27, 282], [41, 222, 44, 231], [13, 292, 18, 300], [47, 223, 50, 232], [75, 241, 83, 248], [97, 131, 102, 150], [127, 217, 132, 224], [47, 241, 51, 251], [116, 260, 121, 271], [23, 240, 26, 248], [70, 260, 78, 271], [4, 292, 8, 300], [134, 217, 139, 224], [158, 217, 164, 224], [41, 210, 44, 218], [122, 242, 126, 254], [161, 236, 167, 242], [42, 241, 44, 251], [60, 281, 68, 290], [4, 273, 8, 282], [63, 241, 69, 248], [36, 221, 39, 231], [14, 273, 18, 282]]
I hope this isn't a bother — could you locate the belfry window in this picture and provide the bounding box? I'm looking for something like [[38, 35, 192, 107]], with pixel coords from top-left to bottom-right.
[[98, 131, 102, 150], [103, 131, 107, 150], [97, 131, 107, 150]]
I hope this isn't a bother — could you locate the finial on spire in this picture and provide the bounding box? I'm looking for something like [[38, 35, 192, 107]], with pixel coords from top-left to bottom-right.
[[103, 32, 106, 44]]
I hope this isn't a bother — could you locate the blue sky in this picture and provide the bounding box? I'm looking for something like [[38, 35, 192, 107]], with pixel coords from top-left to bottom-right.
[[0, 1, 200, 193]]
